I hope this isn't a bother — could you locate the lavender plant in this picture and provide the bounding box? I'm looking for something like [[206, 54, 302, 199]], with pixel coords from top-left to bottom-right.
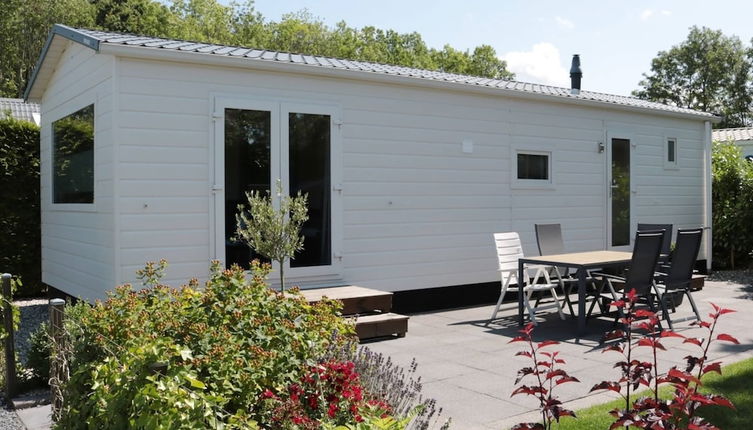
[[325, 337, 450, 429]]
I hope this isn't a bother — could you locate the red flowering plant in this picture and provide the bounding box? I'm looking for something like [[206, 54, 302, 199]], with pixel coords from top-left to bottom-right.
[[261, 360, 393, 428], [590, 288, 739, 429], [510, 323, 580, 430]]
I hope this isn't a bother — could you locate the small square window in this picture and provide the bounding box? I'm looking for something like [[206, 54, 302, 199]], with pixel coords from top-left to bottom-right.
[[53, 104, 94, 204], [664, 137, 678, 169], [517, 152, 550, 180]]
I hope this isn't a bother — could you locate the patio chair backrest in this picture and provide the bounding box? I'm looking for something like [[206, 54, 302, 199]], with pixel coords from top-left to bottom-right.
[[493, 232, 525, 275], [535, 224, 565, 256], [666, 228, 703, 287], [637, 223, 673, 256], [625, 229, 665, 296]]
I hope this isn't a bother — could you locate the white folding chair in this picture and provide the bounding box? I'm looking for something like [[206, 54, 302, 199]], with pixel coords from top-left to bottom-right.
[[489, 232, 565, 325]]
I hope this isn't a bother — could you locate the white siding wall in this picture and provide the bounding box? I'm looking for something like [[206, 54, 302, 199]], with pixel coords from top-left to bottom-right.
[[40, 42, 115, 299], [113, 57, 707, 293]]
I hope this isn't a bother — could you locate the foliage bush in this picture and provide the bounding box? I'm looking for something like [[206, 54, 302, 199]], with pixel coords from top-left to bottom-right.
[[54, 260, 362, 428], [711, 140, 753, 269], [24, 322, 51, 387], [511, 289, 739, 430], [0, 116, 42, 297]]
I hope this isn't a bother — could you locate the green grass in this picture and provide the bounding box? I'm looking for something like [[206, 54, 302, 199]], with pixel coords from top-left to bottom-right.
[[550, 357, 753, 430]]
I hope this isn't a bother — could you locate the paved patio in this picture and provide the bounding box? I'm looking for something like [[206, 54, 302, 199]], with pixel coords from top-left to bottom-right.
[[366, 279, 753, 429]]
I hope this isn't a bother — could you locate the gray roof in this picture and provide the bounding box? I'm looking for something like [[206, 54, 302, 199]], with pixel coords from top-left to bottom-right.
[[712, 127, 753, 142], [26, 25, 720, 121], [0, 98, 40, 125]]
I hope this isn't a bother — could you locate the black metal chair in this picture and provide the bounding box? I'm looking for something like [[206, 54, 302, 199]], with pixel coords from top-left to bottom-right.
[[535, 223, 599, 316], [637, 223, 673, 263], [587, 230, 670, 325], [653, 228, 703, 329]]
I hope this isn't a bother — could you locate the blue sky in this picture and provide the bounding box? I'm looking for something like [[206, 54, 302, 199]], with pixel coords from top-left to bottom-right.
[[246, 0, 753, 96]]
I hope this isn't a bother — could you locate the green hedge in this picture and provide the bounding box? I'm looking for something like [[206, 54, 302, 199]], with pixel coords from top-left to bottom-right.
[[0, 116, 42, 297], [712, 140, 753, 269]]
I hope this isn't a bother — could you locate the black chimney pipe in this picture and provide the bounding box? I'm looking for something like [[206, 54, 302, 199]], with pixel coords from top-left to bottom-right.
[[570, 54, 582, 95]]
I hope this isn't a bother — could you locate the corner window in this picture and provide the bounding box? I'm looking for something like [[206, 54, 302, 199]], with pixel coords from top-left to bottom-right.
[[53, 105, 94, 203], [664, 137, 678, 169]]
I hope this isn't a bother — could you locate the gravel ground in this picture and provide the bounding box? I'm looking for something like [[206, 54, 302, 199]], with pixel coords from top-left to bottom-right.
[[13, 299, 48, 366], [0, 399, 24, 430], [0, 298, 50, 430], [707, 269, 753, 286]]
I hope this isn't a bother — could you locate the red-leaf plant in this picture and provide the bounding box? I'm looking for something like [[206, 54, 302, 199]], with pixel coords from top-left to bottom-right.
[[590, 289, 739, 429], [510, 323, 580, 430]]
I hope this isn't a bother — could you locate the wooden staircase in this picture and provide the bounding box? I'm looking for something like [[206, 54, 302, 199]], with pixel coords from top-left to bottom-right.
[[299, 286, 409, 341]]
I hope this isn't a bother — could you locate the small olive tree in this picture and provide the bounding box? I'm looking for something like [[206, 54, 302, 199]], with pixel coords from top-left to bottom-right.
[[235, 182, 309, 291]]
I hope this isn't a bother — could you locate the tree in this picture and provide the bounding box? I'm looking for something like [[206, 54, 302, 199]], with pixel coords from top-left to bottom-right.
[[1, 1, 515, 98], [711, 141, 753, 269], [0, 0, 94, 97], [633, 26, 752, 128], [235, 182, 308, 292], [91, 0, 173, 36]]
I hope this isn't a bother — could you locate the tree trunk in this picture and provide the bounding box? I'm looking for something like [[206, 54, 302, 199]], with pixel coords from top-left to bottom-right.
[[279, 262, 285, 292]]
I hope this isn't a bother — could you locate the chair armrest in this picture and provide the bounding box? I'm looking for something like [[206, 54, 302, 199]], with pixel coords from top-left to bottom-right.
[[590, 272, 626, 282]]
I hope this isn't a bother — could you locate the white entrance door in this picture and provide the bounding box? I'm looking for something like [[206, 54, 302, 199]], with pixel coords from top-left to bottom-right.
[[607, 136, 633, 250]]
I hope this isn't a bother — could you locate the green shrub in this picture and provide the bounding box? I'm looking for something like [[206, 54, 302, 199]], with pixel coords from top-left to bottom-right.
[[0, 116, 42, 296], [24, 322, 51, 387], [711, 140, 753, 269], [55, 260, 356, 428]]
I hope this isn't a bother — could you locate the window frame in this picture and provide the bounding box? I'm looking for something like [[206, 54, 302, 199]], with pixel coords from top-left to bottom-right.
[[664, 137, 679, 170], [48, 100, 97, 212], [511, 148, 555, 189]]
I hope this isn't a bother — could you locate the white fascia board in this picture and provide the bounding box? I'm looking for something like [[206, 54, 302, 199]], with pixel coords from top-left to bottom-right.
[[100, 43, 720, 123]]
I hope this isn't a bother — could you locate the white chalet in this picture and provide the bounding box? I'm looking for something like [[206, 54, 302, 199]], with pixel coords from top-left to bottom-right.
[[25, 25, 718, 303]]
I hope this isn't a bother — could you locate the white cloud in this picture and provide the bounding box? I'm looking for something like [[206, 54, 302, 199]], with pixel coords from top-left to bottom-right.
[[502, 43, 570, 87], [555, 16, 575, 30], [641, 9, 672, 21]]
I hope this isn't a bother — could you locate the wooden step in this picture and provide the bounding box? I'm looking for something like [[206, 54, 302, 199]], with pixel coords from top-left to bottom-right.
[[355, 313, 409, 340], [690, 274, 705, 291], [299, 285, 393, 315]]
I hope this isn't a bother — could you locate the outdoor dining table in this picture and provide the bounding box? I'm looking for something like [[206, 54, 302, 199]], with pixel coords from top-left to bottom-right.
[[518, 250, 633, 337]]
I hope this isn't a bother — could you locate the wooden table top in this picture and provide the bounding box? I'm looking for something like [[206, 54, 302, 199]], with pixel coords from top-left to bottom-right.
[[521, 250, 633, 267]]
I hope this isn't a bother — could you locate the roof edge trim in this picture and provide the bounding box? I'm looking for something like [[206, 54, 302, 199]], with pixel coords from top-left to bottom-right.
[[23, 24, 100, 101], [100, 43, 722, 123]]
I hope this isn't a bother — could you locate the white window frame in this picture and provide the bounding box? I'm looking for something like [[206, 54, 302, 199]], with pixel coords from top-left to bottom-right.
[[664, 137, 679, 170], [47, 95, 97, 212], [211, 95, 343, 282], [511, 148, 554, 189]]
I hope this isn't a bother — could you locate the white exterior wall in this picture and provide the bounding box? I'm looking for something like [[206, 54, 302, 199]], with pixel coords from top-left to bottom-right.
[[40, 42, 115, 299], [737, 141, 753, 158], [105, 56, 707, 296]]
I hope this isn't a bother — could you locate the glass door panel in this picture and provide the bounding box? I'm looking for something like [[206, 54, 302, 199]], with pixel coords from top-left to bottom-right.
[[224, 108, 271, 268], [610, 138, 630, 247], [289, 112, 331, 267]]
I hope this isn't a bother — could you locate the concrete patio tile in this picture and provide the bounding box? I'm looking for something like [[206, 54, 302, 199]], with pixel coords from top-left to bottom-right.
[[409, 360, 480, 383], [365, 281, 753, 429], [421, 380, 528, 430]]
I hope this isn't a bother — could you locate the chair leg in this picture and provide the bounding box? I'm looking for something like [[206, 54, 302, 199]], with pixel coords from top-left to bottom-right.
[[551, 287, 565, 320], [685, 289, 702, 322], [524, 289, 538, 325], [652, 286, 671, 331], [586, 280, 606, 318], [606, 280, 626, 321], [488, 280, 510, 323], [563, 283, 575, 316]]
